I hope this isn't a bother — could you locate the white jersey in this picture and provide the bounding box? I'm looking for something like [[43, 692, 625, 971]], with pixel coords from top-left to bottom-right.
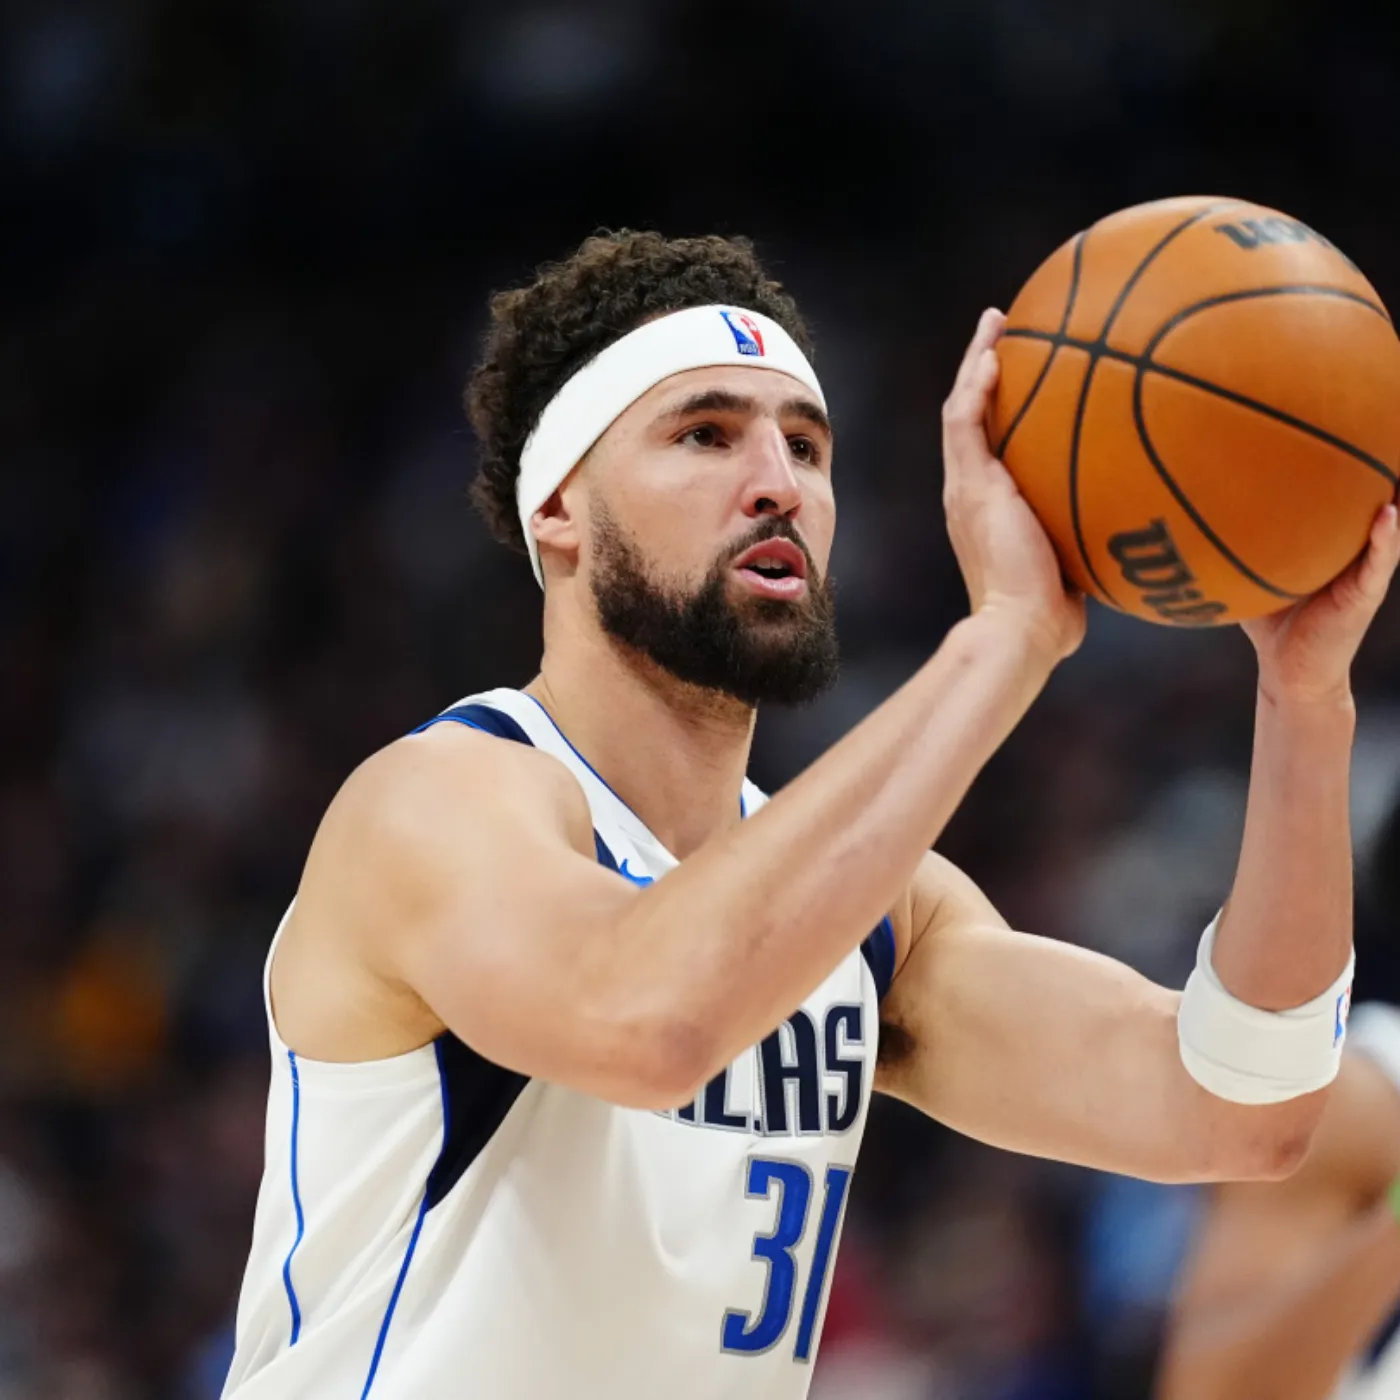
[[1332, 1003, 1400, 1400], [223, 687, 894, 1400]]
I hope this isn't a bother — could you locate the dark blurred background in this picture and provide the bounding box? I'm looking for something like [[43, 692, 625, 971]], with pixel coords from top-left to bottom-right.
[[4, 2, 1400, 1396]]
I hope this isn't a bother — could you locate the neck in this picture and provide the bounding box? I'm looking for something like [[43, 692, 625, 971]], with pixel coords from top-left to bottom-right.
[[527, 613, 755, 859]]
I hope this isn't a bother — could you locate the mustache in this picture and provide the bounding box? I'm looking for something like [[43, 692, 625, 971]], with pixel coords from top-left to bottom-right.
[[720, 518, 820, 580]]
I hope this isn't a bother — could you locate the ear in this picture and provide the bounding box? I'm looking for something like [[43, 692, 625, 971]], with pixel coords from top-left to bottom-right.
[[530, 485, 582, 574]]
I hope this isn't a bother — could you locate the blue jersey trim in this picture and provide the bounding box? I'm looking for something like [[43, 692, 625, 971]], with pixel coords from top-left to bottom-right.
[[520, 693, 651, 825], [281, 1051, 306, 1345], [411, 703, 534, 746], [360, 1048, 451, 1396], [359, 1193, 429, 1398], [860, 916, 896, 1002], [523, 693, 751, 824]]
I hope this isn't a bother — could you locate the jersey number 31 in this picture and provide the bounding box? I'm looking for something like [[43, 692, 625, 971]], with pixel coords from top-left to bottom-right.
[[722, 1156, 852, 1362]]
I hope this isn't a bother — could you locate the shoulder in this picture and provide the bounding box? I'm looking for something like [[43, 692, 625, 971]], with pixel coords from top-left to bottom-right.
[[329, 721, 597, 864], [271, 723, 598, 1058]]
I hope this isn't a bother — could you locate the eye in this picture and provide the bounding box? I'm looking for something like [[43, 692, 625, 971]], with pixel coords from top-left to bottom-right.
[[788, 435, 821, 466], [680, 424, 725, 449]]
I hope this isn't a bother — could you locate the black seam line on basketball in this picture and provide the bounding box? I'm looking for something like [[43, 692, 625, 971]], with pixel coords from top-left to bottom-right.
[[1008, 327, 1398, 485], [1065, 338, 1121, 606], [1004, 306, 1399, 487], [1065, 205, 1232, 610], [1140, 288, 1396, 484], [1130, 361, 1303, 601], [994, 232, 1087, 460], [1095, 203, 1235, 342], [1143, 283, 1391, 348]]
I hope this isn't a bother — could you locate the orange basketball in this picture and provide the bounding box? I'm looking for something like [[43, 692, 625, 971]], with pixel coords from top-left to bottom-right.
[[988, 196, 1400, 625]]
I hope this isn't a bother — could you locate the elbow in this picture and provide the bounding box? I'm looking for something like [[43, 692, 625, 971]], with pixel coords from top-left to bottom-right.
[[1245, 1123, 1315, 1182], [630, 1018, 720, 1110], [1200, 1103, 1322, 1183], [589, 1005, 722, 1111]]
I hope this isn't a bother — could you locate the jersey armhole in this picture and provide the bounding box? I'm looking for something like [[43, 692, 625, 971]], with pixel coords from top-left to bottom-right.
[[861, 916, 896, 1002]]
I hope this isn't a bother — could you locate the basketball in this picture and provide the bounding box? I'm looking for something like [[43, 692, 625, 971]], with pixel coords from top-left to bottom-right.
[[988, 196, 1400, 626]]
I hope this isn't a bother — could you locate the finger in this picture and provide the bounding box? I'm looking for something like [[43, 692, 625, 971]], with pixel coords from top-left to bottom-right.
[[943, 345, 1003, 476], [1354, 502, 1400, 604], [948, 308, 1006, 400]]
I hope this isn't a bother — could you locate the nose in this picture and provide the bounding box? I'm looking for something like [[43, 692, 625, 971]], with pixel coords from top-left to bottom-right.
[[741, 421, 802, 521]]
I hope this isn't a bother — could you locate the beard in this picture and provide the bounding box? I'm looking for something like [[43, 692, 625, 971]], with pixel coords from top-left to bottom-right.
[[589, 506, 840, 708]]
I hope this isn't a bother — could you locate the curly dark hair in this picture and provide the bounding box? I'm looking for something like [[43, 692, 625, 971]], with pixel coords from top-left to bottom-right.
[[465, 230, 814, 553]]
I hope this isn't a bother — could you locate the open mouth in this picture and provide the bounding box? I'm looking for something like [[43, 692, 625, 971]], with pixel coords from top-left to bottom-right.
[[730, 538, 808, 582], [729, 537, 810, 600]]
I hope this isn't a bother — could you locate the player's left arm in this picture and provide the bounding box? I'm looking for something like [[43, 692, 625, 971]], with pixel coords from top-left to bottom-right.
[[878, 506, 1400, 1181], [877, 854, 1307, 1181]]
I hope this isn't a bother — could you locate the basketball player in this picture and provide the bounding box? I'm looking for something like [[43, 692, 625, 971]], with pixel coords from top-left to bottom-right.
[[1157, 1005, 1400, 1400], [221, 231, 1400, 1399]]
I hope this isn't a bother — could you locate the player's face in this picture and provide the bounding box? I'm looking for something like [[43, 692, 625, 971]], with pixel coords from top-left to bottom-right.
[[577, 365, 839, 706]]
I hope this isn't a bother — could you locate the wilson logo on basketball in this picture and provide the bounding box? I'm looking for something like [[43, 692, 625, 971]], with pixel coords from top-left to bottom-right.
[[1213, 216, 1357, 268], [1107, 520, 1228, 626]]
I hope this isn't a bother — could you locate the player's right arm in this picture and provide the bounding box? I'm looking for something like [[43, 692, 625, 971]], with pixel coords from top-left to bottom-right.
[[271, 310, 1085, 1109], [1156, 1053, 1400, 1400]]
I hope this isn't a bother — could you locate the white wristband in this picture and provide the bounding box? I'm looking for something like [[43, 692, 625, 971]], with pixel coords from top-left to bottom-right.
[[1177, 915, 1355, 1105]]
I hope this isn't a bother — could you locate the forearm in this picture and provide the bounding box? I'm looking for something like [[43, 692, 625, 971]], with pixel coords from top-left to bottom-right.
[[1213, 687, 1356, 1010], [1160, 1201, 1400, 1400], [621, 613, 1052, 1069]]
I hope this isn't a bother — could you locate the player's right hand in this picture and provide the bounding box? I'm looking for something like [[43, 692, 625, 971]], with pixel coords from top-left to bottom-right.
[[941, 308, 1086, 664]]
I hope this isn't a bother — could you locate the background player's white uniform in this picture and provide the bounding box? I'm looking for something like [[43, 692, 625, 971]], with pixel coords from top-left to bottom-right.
[[1332, 1003, 1400, 1400], [222, 688, 894, 1400]]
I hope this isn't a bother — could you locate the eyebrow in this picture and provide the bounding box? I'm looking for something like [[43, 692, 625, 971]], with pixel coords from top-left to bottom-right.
[[659, 388, 832, 437]]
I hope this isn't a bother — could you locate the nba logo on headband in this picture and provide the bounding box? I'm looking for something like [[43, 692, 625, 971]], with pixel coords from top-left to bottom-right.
[[719, 309, 765, 357]]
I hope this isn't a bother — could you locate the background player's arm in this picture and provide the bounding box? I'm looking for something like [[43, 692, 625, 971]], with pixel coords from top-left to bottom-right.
[[1156, 1054, 1400, 1400]]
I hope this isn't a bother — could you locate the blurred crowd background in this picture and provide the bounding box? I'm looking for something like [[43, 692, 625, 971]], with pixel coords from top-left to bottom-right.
[[4, 1, 1400, 1396]]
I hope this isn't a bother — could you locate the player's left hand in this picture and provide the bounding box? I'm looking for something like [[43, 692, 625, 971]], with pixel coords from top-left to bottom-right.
[[1242, 502, 1400, 705]]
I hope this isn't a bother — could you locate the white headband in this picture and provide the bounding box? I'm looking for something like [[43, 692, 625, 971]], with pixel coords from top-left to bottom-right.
[[515, 304, 825, 586]]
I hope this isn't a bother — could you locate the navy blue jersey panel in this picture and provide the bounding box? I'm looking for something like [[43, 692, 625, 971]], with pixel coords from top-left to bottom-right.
[[425, 1034, 530, 1210], [1366, 1304, 1400, 1370], [860, 916, 897, 1002], [593, 830, 621, 871], [411, 704, 535, 746], [409, 703, 537, 1209]]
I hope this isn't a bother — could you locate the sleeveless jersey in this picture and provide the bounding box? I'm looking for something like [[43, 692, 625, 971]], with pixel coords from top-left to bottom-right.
[[1332, 1002, 1400, 1400], [222, 687, 895, 1400]]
